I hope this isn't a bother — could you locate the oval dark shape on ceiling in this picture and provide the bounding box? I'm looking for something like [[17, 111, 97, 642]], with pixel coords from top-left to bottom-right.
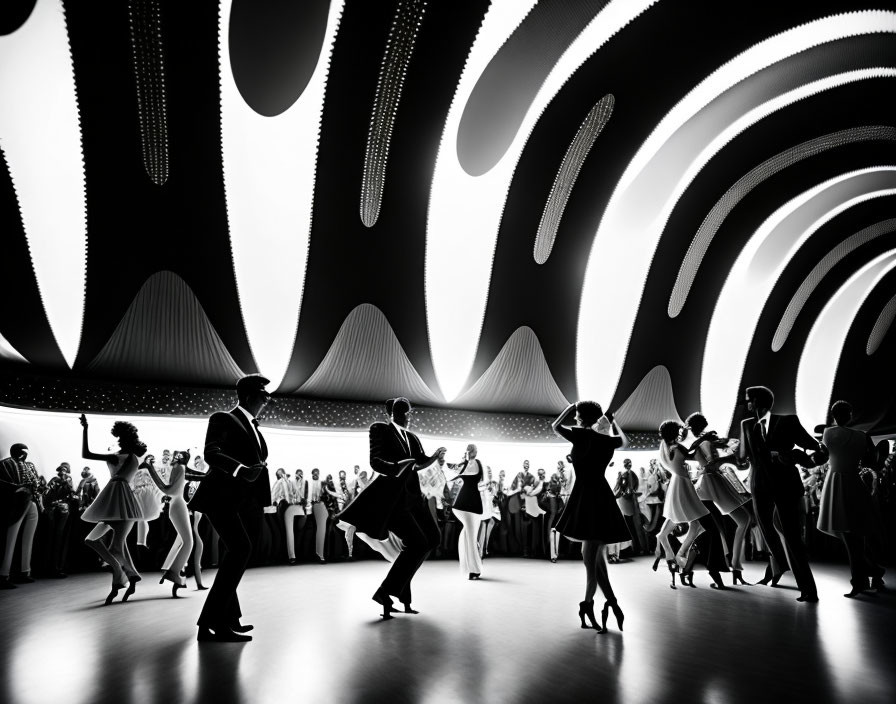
[[229, 0, 330, 117], [0, 0, 37, 36]]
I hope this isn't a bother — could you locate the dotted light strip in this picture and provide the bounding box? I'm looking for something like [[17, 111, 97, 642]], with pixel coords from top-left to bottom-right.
[[359, 0, 427, 228], [866, 291, 896, 355], [534, 94, 614, 265], [670, 126, 896, 318], [772, 218, 896, 351], [128, 0, 169, 186]]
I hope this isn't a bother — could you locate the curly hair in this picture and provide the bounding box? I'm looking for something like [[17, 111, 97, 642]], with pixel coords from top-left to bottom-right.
[[659, 419, 682, 443], [685, 412, 708, 433], [575, 400, 603, 427], [111, 421, 147, 456]]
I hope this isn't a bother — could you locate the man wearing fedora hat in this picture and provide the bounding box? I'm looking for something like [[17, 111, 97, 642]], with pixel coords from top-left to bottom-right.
[[190, 373, 273, 641]]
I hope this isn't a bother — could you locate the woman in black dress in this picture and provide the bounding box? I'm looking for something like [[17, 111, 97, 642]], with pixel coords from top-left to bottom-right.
[[552, 401, 630, 633], [448, 443, 485, 579]]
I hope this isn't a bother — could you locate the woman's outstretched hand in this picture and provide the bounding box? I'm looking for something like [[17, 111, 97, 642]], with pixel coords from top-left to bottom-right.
[[79, 413, 88, 428]]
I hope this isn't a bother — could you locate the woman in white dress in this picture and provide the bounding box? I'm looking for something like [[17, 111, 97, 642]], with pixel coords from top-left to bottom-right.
[[656, 420, 708, 574], [685, 412, 753, 585], [145, 449, 193, 596], [79, 414, 146, 604]]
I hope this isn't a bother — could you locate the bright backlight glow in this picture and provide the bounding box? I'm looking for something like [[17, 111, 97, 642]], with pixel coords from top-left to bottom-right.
[[220, 0, 344, 388], [426, 0, 658, 402], [0, 0, 86, 368], [796, 251, 896, 431], [577, 12, 896, 406], [702, 168, 896, 432]]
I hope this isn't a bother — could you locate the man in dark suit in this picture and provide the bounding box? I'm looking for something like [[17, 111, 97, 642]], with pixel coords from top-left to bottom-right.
[[190, 373, 273, 641], [338, 397, 446, 619], [739, 385, 827, 602]]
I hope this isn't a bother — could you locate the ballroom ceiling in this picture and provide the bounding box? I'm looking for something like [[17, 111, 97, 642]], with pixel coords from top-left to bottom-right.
[[1, 0, 895, 435]]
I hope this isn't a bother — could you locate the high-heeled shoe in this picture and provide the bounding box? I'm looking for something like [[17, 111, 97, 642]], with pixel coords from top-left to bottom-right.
[[159, 568, 186, 589], [172, 583, 186, 598], [731, 569, 751, 586], [105, 583, 126, 605], [600, 600, 624, 632], [468, 572, 481, 580], [121, 574, 143, 602], [652, 546, 663, 572], [578, 600, 600, 630], [402, 603, 419, 614]]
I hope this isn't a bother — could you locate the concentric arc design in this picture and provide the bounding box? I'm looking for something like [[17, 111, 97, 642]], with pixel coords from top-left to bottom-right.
[[670, 126, 896, 318], [867, 292, 896, 355], [772, 218, 896, 351]]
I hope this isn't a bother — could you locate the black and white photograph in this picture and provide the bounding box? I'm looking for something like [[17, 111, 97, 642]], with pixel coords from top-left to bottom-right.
[[1, 1, 895, 702]]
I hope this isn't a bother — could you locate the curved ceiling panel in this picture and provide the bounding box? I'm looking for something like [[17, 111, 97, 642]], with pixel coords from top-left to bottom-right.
[[0, 0, 85, 368], [228, 0, 331, 117], [577, 12, 896, 405], [534, 93, 614, 265], [867, 292, 896, 356], [613, 365, 681, 431], [220, 0, 343, 388], [452, 326, 568, 414], [670, 126, 896, 318], [772, 218, 896, 351], [426, 0, 657, 402], [359, 0, 427, 228], [0, 332, 27, 363], [86, 271, 245, 385], [703, 167, 896, 432], [457, 0, 612, 176], [297, 303, 440, 405], [796, 251, 896, 431]]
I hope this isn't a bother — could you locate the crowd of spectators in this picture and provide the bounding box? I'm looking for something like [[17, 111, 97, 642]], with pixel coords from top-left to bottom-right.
[[2, 439, 894, 588]]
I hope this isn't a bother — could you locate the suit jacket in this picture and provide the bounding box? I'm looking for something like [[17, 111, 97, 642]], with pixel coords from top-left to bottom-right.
[[336, 422, 430, 539], [189, 407, 272, 514], [740, 414, 825, 500]]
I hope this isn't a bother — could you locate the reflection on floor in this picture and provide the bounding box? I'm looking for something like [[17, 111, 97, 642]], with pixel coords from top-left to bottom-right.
[[1, 557, 894, 704]]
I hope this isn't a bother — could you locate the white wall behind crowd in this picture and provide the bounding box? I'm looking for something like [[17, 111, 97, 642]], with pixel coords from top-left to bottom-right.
[[0, 405, 670, 489]]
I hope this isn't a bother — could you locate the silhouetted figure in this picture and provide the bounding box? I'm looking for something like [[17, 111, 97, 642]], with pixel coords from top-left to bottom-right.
[[817, 400, 886, 597], [189, 373, 273, 642], [552, 401, 629, 633], [79, 416, 147, 604], [337, 397, 446, 619], [739, 385, 827, 603]]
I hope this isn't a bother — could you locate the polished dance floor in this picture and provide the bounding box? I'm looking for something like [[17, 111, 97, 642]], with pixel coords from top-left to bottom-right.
[[2, 556, 894, 704]]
